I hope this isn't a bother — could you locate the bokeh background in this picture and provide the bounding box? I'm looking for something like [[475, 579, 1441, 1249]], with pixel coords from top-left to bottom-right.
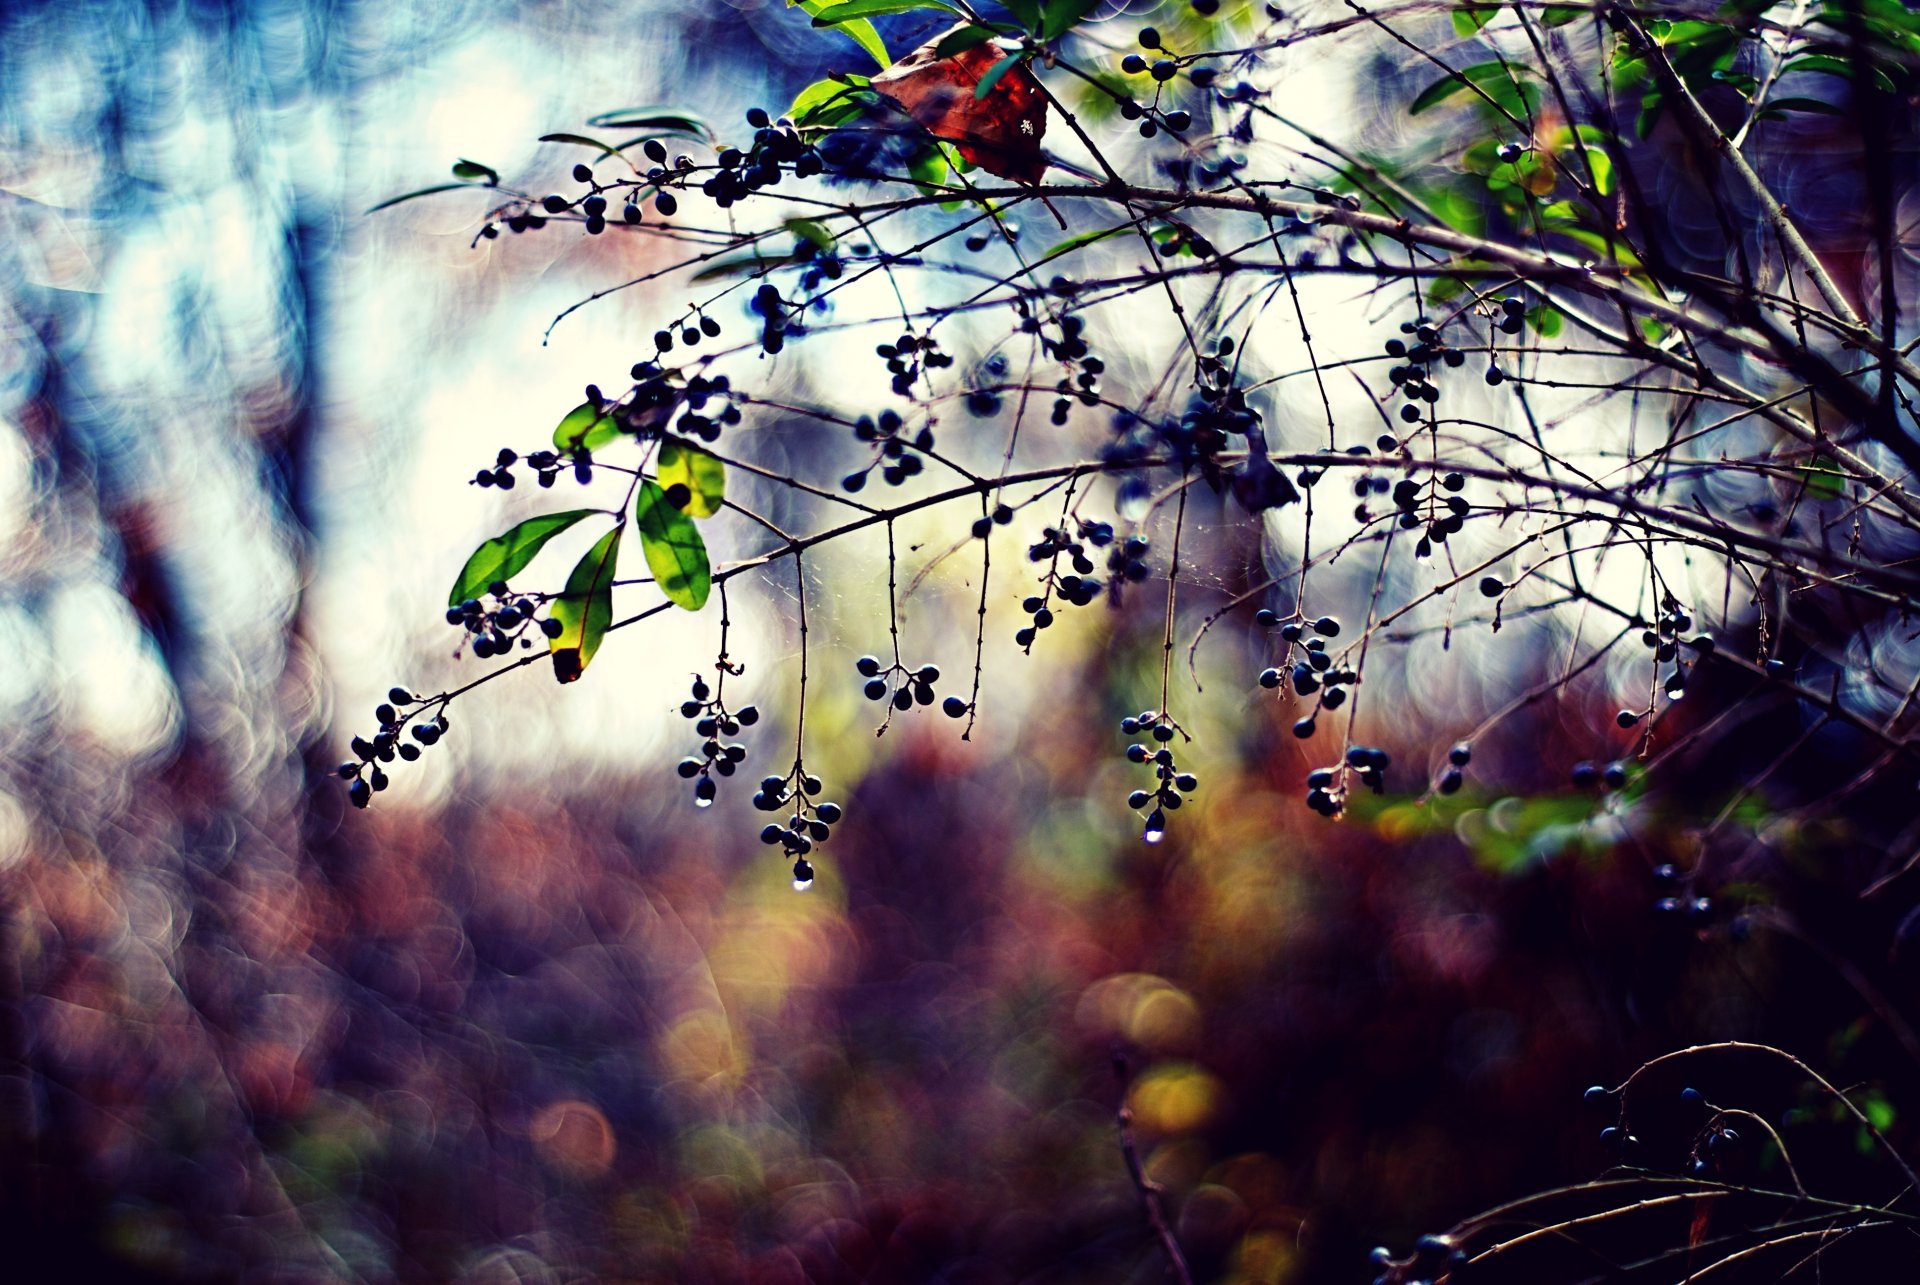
[[3, 2, 1917, 1283]]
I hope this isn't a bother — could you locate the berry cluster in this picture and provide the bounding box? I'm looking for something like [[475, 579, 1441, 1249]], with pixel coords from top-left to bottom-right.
[[1652, 862, 1714, 922], [752, 770, 842, 889], [1638, 592, 1709, 703], [1254, 613, 1353, 732], [674, 672, 760, 807], [1569, 759, 1631, 790], [1300, 744, 1390, 818], [1106, 534, 1152, 586], [1434, 741, 1471, 795], [1365, 1234, 1465, 1285], [446, 581, 558, 659], [472, 447, 525, 490], [1387, 470, 1469, 544], [876, 330, 953, 396], [336, 688, 446, 809], [1382, 319, 1468, 426], [843, 408, 933, 492], [1118, 710, 1196, 843], [694, 107, 827, 209], [752, 282, 792, 355], [856, 655, 946, 714]]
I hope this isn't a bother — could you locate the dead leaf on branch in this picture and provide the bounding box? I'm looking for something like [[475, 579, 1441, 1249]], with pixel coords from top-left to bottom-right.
[[871, 25, 1048, 184]]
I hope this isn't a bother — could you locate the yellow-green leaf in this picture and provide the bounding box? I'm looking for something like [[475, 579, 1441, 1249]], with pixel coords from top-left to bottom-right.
[[548, 525, 622, 683], [657, 439, 726, 519], [633, 481, 711, 610], [448, 509, 598, 607], [553, 400, 621, 452]]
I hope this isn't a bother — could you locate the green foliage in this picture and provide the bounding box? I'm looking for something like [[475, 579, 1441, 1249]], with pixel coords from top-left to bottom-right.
[[633, 480, 711, 611], [789, 0, 891, 68], [552, 401, 621, 453], [448, 510, 599, 608], [657, 439, 726, 519], [547, 525, 622, 683]]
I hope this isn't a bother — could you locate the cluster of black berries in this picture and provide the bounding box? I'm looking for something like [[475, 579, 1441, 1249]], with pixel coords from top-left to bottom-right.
[[651, 312, 725, 356], [1652, 862, 1713, 922], [752, 282, 792, 355], [962, 220, 1019, 254], [1254, 613, 1353, 731], [1384, 469, 1469, 543], [843, 408, 933, 491], [1677, 1088, 1742, 1177], [873, 331, 952, 397], [1493, 292, 1528, 335], [752, 771, 841, 888], [472, 448, 524, 490], [1032, 310, 1093, 368], [1042, 350, 1107, 425], [695, 107, 827, 208], [1118, 710, 1196, 842], [1107, 534, 1152, 585], [1300, 744, 1389, 818], [1585, 1081, 1642, 1160], [856, 655, 948, 714], [1028, 519, 1112, 574], [446, 582, 556, 658], [1434, 741, 1471, 795], [1118, 28, 1192, 137], [1383, 320, 1469, 425], [1170, 341, 1260, 460], [674, 673, 760, 806], [337, 688, 445, 809], [971, 501, 1016, 539], [1569, 759, 1631, 790], [1638, 593, 1710, 702], [1365, 1234, 1465, 1285]]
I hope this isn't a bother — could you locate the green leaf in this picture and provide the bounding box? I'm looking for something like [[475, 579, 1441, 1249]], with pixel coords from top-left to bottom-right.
[[448, 509, 599, 607], [690, 251, 800, 283], [1041, 224, 1127, 258], [365, 183, 473, 214], [1408, 61, 1533, 116], [1526, 304, 1564, 338], [974, 51, 1026, 101], [1758, 95, 1848, 118], [907, 144, 951, 192], [451, 159, 499, 185], [548, 526, 622, 683], [1798, 455, 1846, 500], [809, 0, 961, 28], [1038, 0, 1101, 37], [552, 401, 622, 452], [657, 439, 726, 519], [633, 481, 712, 611], [1541, 5, 1582, 25], [788, 75, 876, 127], [1782, 53, 1898, 93], [538, 132, 625, 159], [1451, 4, 1496, 37], [790, 0, 891, 67], [583, 106, 714, 140], [786, 217, 836, 251], [1002, 0, 1043, 29], [937, 24, 1000, 57]]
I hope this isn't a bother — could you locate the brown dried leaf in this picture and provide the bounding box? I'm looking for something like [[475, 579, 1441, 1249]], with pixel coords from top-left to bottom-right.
[[871, 26, 1048, 183]]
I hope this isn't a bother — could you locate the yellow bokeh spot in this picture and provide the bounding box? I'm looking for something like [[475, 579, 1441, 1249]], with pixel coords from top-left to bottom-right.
[[1229, 1229, 1297, 1285], [661, 1009, 746, 1086], [1076, 973, 1202, 1055], [1128, 1061, 1225, 1134]]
